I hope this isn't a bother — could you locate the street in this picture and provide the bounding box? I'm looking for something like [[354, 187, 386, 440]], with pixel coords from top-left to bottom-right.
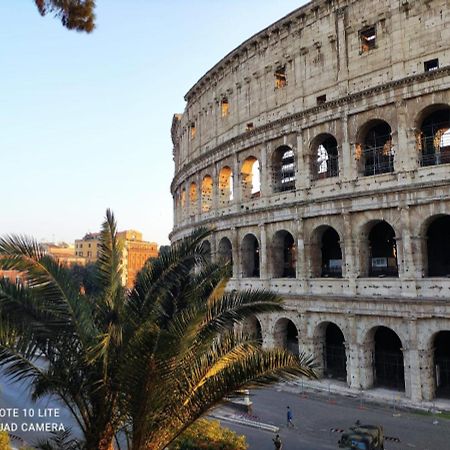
[[221, 386, 450, 450]]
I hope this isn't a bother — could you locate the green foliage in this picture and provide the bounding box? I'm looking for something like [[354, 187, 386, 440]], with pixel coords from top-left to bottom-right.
[[34, 0, 95, 33], [0, 431, 10, 450], [0, 210, 316, 450], [169, 419, 248, 450], [34, 429, 81, 450], [68, 262, 101, 295]]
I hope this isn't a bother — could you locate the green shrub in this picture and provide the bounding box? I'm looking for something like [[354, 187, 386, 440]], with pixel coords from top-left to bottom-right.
[[169, 419, 248, 450]]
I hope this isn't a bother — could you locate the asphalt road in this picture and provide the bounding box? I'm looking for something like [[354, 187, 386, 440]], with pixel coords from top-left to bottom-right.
[[221, 387, 450, 450]]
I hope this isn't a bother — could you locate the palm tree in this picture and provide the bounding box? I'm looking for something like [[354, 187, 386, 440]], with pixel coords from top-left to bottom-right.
[[0, 210, 316, 450]]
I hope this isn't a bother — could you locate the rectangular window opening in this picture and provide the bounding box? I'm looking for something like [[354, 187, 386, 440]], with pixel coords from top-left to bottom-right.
[[274, 66, 287, 89], [246, 122, 254, 131], [190, 124, 196, 140], [360, 26, 376, 53], [221, 98, 229, 117], [317, 94, 327, 105], [424, 58, 439, 72]]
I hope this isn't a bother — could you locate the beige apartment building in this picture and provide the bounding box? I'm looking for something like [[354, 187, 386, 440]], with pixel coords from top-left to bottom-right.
[[75, 230, 158, 288]]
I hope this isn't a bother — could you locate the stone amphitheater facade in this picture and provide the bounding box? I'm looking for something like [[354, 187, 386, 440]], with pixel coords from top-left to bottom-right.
[[170, 0, 450, 403]]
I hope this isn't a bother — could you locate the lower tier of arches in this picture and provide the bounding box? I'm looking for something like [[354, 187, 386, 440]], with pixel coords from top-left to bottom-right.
[[237, 296, 450, 402]]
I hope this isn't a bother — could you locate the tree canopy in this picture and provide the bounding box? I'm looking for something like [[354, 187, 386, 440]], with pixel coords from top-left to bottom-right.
[[35, 0, 96, 33]]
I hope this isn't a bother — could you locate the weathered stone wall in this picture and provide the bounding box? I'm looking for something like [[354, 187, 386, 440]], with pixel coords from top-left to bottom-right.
[[170, 0, 450, 403]]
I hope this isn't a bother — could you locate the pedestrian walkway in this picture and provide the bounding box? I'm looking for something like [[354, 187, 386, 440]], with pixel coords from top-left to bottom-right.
[[282, 378, 450, 413]]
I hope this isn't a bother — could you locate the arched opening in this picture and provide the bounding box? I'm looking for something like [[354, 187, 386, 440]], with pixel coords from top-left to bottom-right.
[[242, 316, 262, 346], [418, 106, 450, 166], [368, 221, 398, 277], [271, 230, 296, 278], [434, 331, 450, 398], [201, 175, 213, 212], [221, 97, 229, 117], [324, 323, 347, 381], [426, 216, 450, 276], [241, 157, 260, 201], [241, 234, 260, 278], [217, 237, 232, 265], [218, 166, 233, 206], [272, 146, 295, 192], [274, 318, 299, 355], [201, 240, 212, 263], [310, 226, 342, 277], [357, 121, 394, 176], [189, 182, 198, 216], [321, 228, 342, 277], [373, 326, 404, 391], [311, 134, 339, 180]]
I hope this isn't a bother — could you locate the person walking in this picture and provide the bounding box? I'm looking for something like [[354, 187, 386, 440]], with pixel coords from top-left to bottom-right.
[[273, 434, 282, 449], [286, 405, 294, 428]]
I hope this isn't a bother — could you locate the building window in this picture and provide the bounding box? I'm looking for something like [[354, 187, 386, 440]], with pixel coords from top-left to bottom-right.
[[424, 58, 439, 72], [360, 26, 376, 53], [274, 66, 287, 89], [317, 94, 327, 105], [311, 134, 339, 180], [221, 97, 229, 117], [190, 123, 196, 140], [246, 122, 254, 131], [272, 146, 295, 192]]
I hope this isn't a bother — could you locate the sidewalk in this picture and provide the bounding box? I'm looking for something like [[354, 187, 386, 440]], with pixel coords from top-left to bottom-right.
[[281, 379, 450, 413]]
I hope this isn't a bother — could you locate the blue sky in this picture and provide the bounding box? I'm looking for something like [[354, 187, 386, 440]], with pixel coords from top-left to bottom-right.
[[0, 0, 306, 245]]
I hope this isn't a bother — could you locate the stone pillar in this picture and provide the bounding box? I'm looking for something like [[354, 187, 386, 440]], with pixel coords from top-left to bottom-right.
[[341, 213, 357, 294], [341, 113, 356, 181], [335, 6, 349, 95], [358, 342, 374, 390], [296, 131, 309, 190], [403, 347, 422, 401], [259, 223, 268, 281], [210, 232, 218, 264], [231, 227, 240, 279], [232, 153, 241, 207], [419, 348, 435, 401], [347, 315, 360, 389], [411, 235, 427, 278], [296, 219, 307, 281], [260, 315, 274, 350], [259, 143, 270, 198], [395, 100, 417, 172], [211, 164, 219, 212]]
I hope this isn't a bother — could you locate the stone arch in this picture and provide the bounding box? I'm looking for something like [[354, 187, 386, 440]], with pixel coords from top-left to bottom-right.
[[314, 321, 347, 381], [217, 237, 232, 265], [356, 119, 394, 176], [364, 325, 405, 391], [201, 240, 212, 263], [425, 215, 450, 277], [241, 233, 260, 278], [242, 315, 263, 346], [310, 133, 339, 180], [241, 156, 260, 201], [359, 220, 398, 277], [201, 175, 213, 212], [189, 181, 198, 216], [218, 166, 233, 206], [415, 104, 450, 167], [309, 225, 343, 277], [271, 230, 296, 278], [431, 330, 450, 398], [273, 318, 299, 355], [272, 145, 295, 192]]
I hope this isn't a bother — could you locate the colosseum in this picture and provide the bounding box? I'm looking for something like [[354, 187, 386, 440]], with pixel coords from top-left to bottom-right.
[[170, 0, 450, 404]]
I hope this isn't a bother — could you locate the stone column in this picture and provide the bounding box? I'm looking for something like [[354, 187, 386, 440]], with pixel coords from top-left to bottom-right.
[[358, 342, 374, 390], [419, 348, 435, 401], [341, 113, 356, 181], [296, 219, 307, 281], [335, 6, 349, 95], [232, 153, 241, 207], [259, 143, 269, 198], [347, 315, 360, 389], [211, 164, 219, 213], [342, 213, 357, 294], [296, 131, 309, 190], [231, 227, 240, 279], [395, 100, 417, 172], [259, 223, 268, 282]]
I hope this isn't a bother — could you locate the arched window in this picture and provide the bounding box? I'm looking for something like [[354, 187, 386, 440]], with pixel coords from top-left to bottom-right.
[[311, 135, 339, 180], [241, 234, 260, 278], [418, 107, 450, 166], [241, 157, 260, 201], [218, 166, 233, 206], [373, 327, 404, 391], [368, 221, 398, 277], [221, 97, 229, 117], [189, 182, 198, 216], [218, 237, 233, 266], [242, 316, 262, 346], [426, 215, 450, 276], [272, 146, 295, 192], [201, 175, 213, 212], [310, 226, 342, 278], [324, 323, 347, 381], [271, 230, 296, 278], [274, 318, 298, 355], [433, 331, 450, 398], [357, 121, 394, 176]]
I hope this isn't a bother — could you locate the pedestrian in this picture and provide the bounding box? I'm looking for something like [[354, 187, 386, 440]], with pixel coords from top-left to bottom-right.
[[273, 434, 282, 449], [286, 405, 294, 428]]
